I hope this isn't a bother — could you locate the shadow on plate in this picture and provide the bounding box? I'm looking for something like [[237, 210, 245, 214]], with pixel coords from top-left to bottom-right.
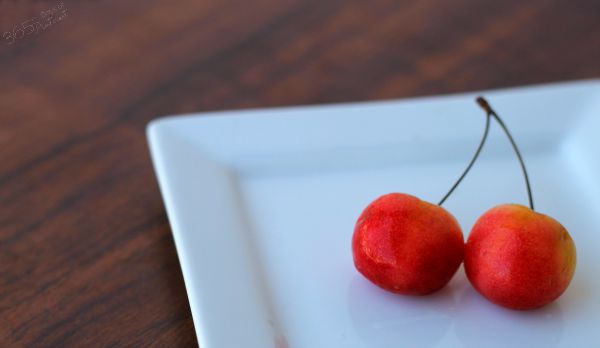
[[347, 275, 459, 348], [453, 287, 564, 348]]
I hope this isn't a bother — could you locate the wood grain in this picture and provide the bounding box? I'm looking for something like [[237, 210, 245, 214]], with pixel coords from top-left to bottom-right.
[[1, 0, 599, 346]]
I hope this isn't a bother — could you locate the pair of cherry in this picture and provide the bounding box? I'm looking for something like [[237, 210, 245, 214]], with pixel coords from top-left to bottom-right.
[[352, 98, 576, 310]]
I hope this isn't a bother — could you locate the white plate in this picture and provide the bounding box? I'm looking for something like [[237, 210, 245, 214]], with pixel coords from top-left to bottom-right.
[[147, 80, 600, 348]]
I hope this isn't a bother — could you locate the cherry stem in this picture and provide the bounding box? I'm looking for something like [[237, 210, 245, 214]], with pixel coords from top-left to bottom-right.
[[438, 97, 535, 211], [476, 97, 534, 211], [438, 112, 491, 206]]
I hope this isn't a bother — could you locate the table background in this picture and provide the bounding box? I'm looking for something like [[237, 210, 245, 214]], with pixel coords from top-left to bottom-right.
[[1, 0, 599, 346]]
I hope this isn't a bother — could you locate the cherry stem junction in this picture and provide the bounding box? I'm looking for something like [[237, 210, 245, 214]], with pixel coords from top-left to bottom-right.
[[438, 97, 535, 211]]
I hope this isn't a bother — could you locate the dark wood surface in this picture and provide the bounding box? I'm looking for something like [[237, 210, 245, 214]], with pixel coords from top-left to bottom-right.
[[1, 0, 598, 346]]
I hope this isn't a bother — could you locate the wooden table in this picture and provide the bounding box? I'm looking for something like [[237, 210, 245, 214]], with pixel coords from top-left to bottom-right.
[[1, 0, 598, 346]]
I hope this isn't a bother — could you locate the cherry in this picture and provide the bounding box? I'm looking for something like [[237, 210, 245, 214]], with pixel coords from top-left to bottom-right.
[[464, 98, 577, 310], [351, 102, 492, 295], [353, 193, 464, 295]]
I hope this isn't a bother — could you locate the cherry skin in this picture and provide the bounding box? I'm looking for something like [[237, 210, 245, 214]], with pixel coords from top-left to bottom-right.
[[352, 193, 464, 295], [465, 204, 576, 310]]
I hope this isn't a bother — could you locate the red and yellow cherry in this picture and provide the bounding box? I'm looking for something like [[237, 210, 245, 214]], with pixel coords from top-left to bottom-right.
[[465, 204, 576, 310], [352, 193, 464, 295]]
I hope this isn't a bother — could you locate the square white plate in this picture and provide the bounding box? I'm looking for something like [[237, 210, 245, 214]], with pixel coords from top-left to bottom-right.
[[147, 80, 600, 348]]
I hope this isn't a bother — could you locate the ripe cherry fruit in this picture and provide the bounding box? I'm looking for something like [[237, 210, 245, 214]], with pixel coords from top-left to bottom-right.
[[464, 98, 577, 310], [352, 104, 492, 295]]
